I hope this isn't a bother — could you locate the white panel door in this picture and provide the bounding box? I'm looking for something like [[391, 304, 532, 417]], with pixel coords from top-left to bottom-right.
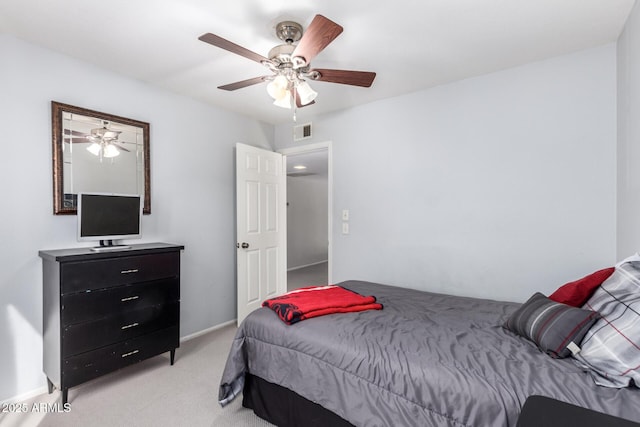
[[236, 143, 286, 325]]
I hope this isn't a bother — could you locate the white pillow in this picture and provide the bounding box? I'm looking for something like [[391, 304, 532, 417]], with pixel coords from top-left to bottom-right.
[[574, 261, 640, 387], [615, 253, 640, 267]]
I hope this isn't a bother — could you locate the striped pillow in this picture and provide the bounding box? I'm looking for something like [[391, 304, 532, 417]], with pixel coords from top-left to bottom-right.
[[574, 261, 640, 387], [504, 292, 600, 358]]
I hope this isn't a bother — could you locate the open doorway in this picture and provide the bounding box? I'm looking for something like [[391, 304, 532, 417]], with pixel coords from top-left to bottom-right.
[[281, 143, 332, 291]]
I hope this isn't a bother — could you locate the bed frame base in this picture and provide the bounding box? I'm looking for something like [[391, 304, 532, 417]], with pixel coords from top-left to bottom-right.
[[516, 395, 639, 427], [243, 374, 354, 427]]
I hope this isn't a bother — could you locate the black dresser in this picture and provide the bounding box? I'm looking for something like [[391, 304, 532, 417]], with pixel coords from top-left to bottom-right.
[[39, 243, 184, 404]]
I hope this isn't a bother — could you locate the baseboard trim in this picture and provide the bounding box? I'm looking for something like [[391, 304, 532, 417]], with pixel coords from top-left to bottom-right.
[[0, 386, 49, 406], [288, 260, 328, 272], [2, 319, 238, 405], [180, 319, 237, 343]]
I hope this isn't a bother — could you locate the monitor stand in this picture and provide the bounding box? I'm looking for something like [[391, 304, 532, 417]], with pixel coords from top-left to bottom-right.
[[91, 240, 132, 252]]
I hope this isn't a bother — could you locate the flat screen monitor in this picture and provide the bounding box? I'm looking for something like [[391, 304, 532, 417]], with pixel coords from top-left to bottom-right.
[[77, 192, 142, 250]]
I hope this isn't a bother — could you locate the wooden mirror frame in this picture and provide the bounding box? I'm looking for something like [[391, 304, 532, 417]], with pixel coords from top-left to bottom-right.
[[51, 101, 151, 215]]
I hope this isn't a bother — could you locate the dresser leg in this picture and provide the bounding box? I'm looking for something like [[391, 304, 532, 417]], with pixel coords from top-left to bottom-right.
[[62, 389, 68, 405], [47, 378, 54, 394], [170, 349, 176, 365]]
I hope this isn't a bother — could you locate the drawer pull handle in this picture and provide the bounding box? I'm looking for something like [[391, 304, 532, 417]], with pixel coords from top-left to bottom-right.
[[121, 322, 139, 330], [121, 296, 139, 302], [121, 350, 139, 358], [121, 269, 139, 274]]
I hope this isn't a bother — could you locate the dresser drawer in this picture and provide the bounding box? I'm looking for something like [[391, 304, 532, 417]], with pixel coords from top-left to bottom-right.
[[63, 326, 179, 389], [62, 278, 179, 325], [60, 252, 180, 294], [62, 303, 179, 357]]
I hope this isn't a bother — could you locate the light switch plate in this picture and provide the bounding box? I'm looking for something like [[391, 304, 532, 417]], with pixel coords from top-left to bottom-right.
[[342, 222, 349, 234], [342, 209, 349, 221]]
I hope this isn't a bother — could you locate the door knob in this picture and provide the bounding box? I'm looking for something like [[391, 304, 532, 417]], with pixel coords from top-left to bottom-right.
[[237, 242, 250, 249]]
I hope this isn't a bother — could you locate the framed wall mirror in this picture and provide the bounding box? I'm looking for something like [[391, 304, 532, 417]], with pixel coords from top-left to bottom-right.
[[51, 101, 150, 214]]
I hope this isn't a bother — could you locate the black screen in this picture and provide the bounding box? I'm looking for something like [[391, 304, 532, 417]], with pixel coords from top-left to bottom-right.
[[79, 194, 141, 238]]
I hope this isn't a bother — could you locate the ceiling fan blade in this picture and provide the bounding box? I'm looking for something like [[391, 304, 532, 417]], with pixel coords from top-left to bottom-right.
[[295, 91, 315, 108], [291, 15, 343, 68], [309, 69, 376, 87], [218, 76, 271, 91], [199, 33, 271, 64], [111, 143, 131, 152], [63, 137, 89, 143], [64, 129, 89, 137]]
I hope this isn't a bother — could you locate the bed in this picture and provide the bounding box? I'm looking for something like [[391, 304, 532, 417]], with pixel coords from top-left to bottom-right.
[[218, 280, 640, 426]]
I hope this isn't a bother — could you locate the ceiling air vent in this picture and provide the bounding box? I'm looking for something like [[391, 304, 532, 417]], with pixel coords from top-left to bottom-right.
[[293, 122, 312, 141]]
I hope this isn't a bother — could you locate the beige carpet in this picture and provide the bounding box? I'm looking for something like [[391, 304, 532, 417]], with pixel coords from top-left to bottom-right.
[[0, 324, 274, 427]]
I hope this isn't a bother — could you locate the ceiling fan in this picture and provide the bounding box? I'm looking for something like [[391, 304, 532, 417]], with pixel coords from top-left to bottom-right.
[[63, 122, 130, 159], [198, 14, 376, 110]]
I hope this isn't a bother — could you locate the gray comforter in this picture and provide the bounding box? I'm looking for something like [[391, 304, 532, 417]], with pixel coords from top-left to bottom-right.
[[219, 280, 640, 426]]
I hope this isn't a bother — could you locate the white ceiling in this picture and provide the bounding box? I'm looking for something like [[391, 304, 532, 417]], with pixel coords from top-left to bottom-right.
[[286, 150, 328, 178], [0, 0, 635, 124]]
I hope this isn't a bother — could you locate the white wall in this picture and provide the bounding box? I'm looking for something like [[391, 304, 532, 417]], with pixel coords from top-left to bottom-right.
[[617, 1, 640, 258], [276, 44, 617, 303], [287, 175, 328, 268], [0, 35, 273, 402]]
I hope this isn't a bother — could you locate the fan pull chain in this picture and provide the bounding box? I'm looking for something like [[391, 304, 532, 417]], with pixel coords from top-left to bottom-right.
[[292, 86, 297, 122]]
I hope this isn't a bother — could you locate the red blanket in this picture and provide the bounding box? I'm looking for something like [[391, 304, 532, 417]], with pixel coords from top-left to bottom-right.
[[262, 285, 383, 325]]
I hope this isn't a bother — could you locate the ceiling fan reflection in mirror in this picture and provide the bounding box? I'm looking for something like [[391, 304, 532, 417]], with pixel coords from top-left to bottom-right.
[[198, 14, 376, 118], [63, 121, 130, 161]]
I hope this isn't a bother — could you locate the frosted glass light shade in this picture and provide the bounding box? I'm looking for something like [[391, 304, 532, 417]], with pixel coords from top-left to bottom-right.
[[103, 144, 120, 158], [296, 81, 317, 105], [267, 75, 289, 100], [273, 92, 292, 109], [86, 143, 101, 156]]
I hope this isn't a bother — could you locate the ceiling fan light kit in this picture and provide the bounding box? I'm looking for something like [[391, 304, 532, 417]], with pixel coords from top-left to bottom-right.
[[198, 14, 376, 118], [86, 140, 120, 159]]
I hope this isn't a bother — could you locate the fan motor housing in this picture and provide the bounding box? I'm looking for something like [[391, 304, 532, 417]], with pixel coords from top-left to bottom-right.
[[268, 44, 295, 64]]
